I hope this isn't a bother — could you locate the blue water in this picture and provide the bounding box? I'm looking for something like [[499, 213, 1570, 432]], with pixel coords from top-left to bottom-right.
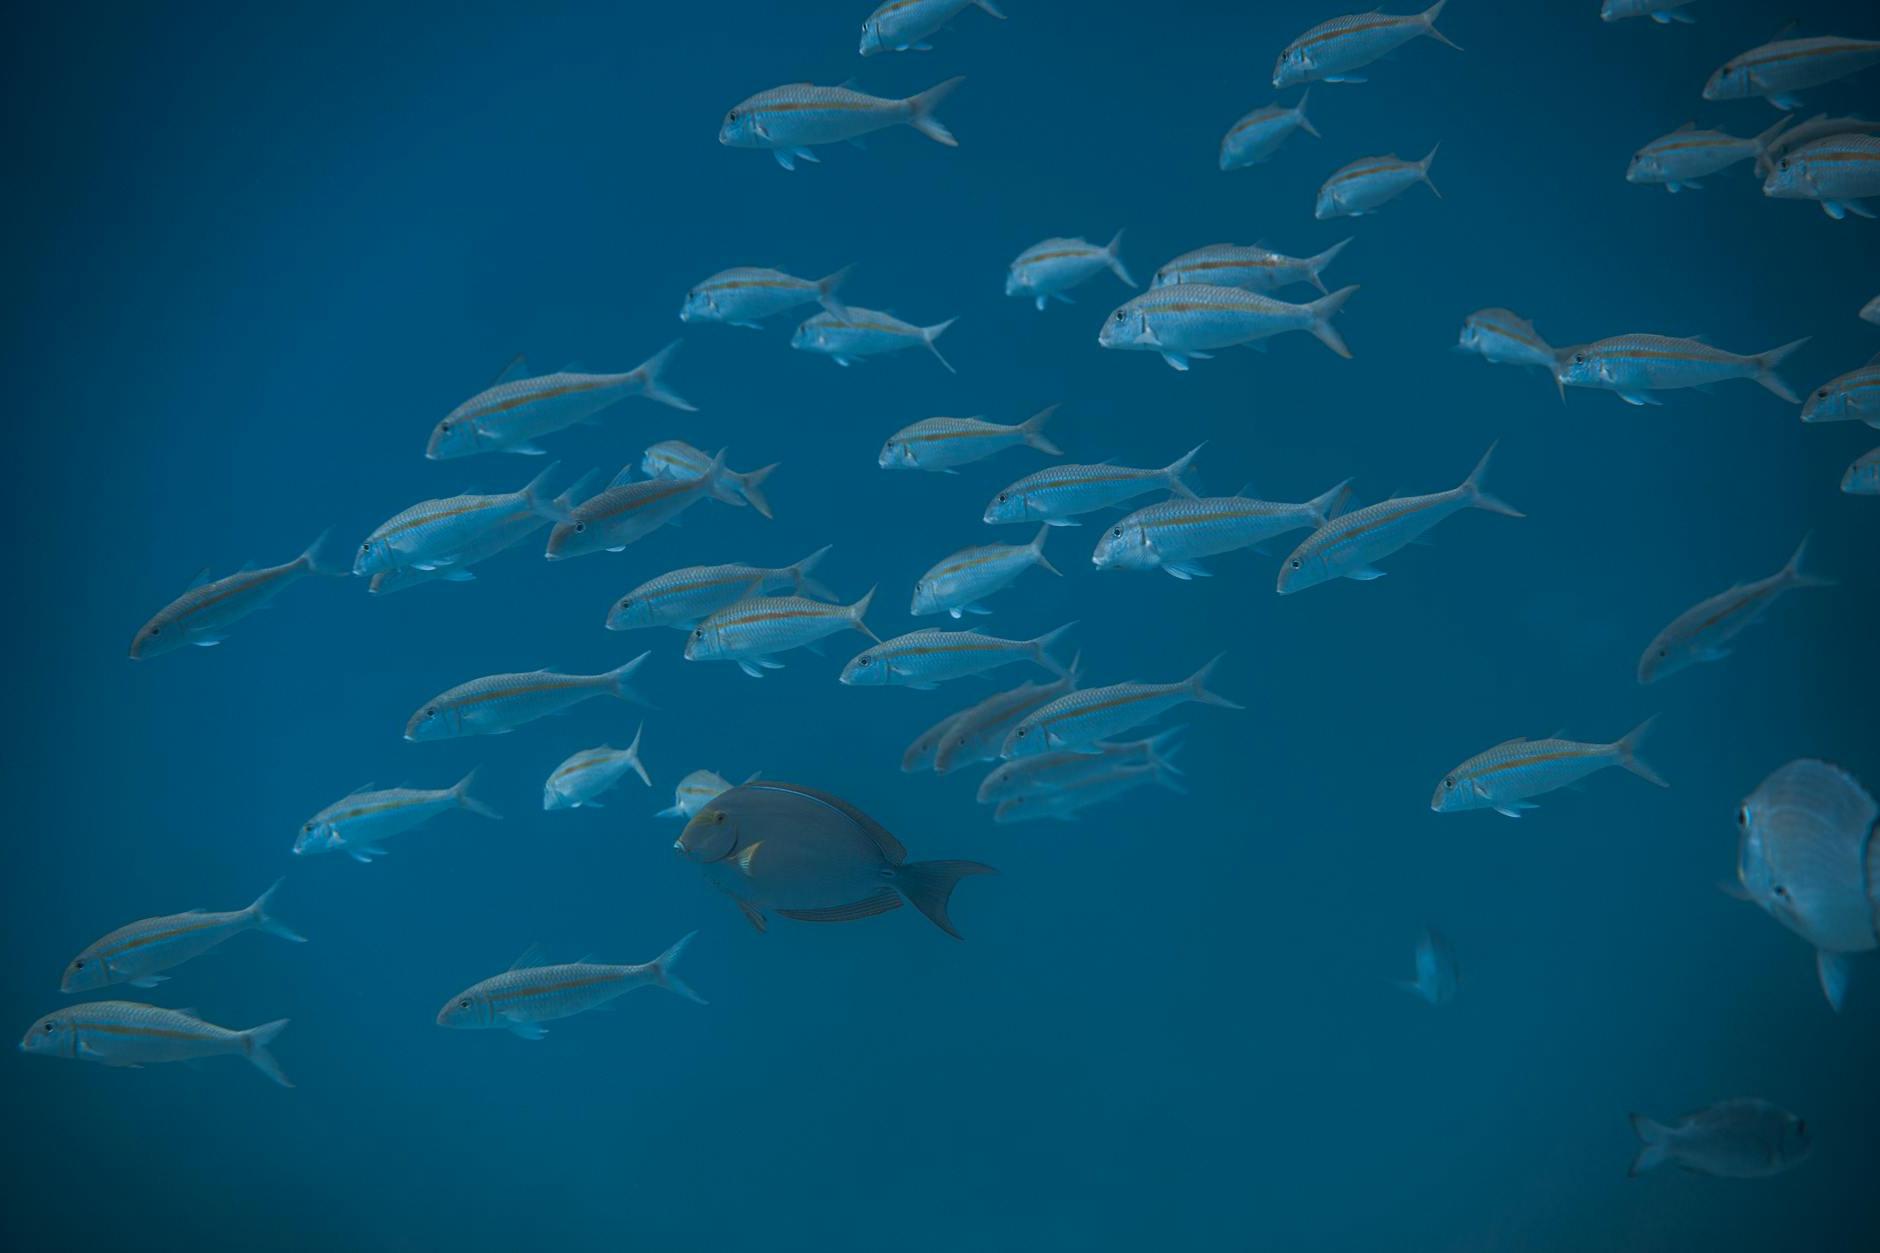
[[6, 1, 1877, 1248]]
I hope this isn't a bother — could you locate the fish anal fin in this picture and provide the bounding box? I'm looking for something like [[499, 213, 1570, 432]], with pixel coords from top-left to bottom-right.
[[776, 891, 904, 924], [737, 900, 768, 933]]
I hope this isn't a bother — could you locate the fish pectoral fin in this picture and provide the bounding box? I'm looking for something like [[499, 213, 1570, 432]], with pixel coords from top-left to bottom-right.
[[1160, 352, 1190, 371], [78, 1040, 107, 1058], [1043, 517, 1081, 527], [127, 975, 169, 988], [1817, 950, 1853, 1012], [1164, 561, 1212, 580], [505, 1020, 548, 1041], [1768, 93, 1804, 110], [736, 900, 768, 932], [190, 634, 228, 647], [1343, 566, 1387, 581], [1617, 391, 1663, 407], [962, 603, 993, 615], [772, 150, 795, 171], [907, 681, 939, 691], [737, 840, 765, 878], [732, 321, 766, 330], [506, 443, 548, 455], [776, 891, 904, 924], [1493, 802, 1536, 818], [1470, 780, 1491, 799], [1324, 74, 1367, 83]]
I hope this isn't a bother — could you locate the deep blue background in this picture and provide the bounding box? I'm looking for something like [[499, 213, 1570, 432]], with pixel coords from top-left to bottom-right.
[[4, 2, 1876, 1249]]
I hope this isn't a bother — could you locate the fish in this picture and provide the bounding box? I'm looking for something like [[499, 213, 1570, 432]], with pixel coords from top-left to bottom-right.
[[363, 474, 598, 596], [720, 78, 964, 170], [437, 935, 704, 1039], [546, 453, 749, 561], [1395, 928, 1458, 1006], [1432, 719, 1667, 818], [840, 623, 1075, 688], [1091, 479, 1352, 579], [607, 546, 836, 631], [903, 708, 968, 773], [1457, 308, 1563, 374], [1626, 118, 1787, 193], [130, 534, 344, 659], [992, 759, 1183, 823], [860, 0, 1005, 56], [1842, 447, 1880, 494], [676, 781, 995, 936], [425, 347, 694, 460], [1220, 93, 1320, 169], [879, 407, 1062, 472], [1703, 36, 1880, 110], [61, 881, 305, 993], [20, 1002, 291, 1087], [1152, 240, 1350, 295], [911, 526, 1061, 616], [680, 265, 852, 328], [984, 447, 1203, 524], [1800, 351, 1880, 426], [1099, 284, 1357, 370], [1273, 2, 1461, 87], [658, 769, 738, 819], [295, 771, 503, 861], [1732, 759, 1878, 1010], [976, 730, 1183, 804], [1762, 133, 1880, 219], [1637, 536, 1831, 684], [1006, 232, 1136, 310], [1629, 1101, 1811, 1178], [354, 463, 571, 577], [932, 664, 1081, 774], [1277, 445, 1522, 594], [641, 440, 779, 518], [1601, 0, 1697, 23], [1755, 112, 1880, 177], [1315, 147, 1441, 218], [544, 726, 652, 811], [1864, 294, 1880, 324], [405, 658, 649, 742], [1555, 334, 1807, 405], [686, 590, 879, 677], [792, 306, 958, 371], [1003, 655, 1240, 758]]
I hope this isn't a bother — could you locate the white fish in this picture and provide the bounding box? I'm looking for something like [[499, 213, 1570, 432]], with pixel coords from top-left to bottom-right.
[[840, 623, 1074, 689], [61, 881, 305, 992], [131, 535, 344, 659], [720, 79, 964, 170], [1152, 240, 1350, 295], [1006, 232, 1135, 310], [543, 726, 652, 811], [859, 0, 1005, 57], [426, 348, 694, 459], [20, 1003, 291, 1086], [912, 526, 1061, 616], [879, 407, 1062, 472], [296, 772, 503, 861], [792, 307, 958, 371], [1273, 2, 1462, 88], [1457, 308, 1562, 374], [1220, 93, 1320, 169], [657, 769, 739, 819], [436, 935, 703, 1039], [1626, 119, 1787, 193], [680, 265, 851, 328], [1099, 284, 1357, 370], [1394, 928, 1457, 1005], [1315, 147, 1441, 218]]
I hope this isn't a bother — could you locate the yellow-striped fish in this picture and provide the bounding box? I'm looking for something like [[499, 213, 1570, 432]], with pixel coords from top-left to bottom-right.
[[21, 1002, 291, 1086], [436, 935, 703, 1040]]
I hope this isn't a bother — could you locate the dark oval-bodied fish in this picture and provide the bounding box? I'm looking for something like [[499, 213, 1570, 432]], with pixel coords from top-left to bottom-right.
[[1629, 1100, 1810, 1178]]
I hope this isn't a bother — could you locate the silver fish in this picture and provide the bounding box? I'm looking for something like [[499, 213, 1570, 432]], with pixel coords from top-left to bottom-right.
[[641, 440, 778, 518], [1457, 308, 1562, 374], [1629, 1100, 1811, 1178], [1732, 759, 1877, 1010], [1091, 480, 1351, 579], [903, 707, 969, 773], [676, 781, 995, 936], [792, 306, 958, 371], [608, 546, 835, 631], [1638, 536, 1830, 684], [680, 265, 851, 328], [1755, 112, 1880, 177], [686, 590, 879, 677], [1763, 133, 1880, 219], [296, 772, 503, 861], [1703, 36, 1880, 110], [1395, 928, 1458, 1006], [1842, 447, 1880, 494], [1315, 147, 1441, 218], [363, 475, 596, 596], [984, 447, 1202, 524], [912, 527, 1061, 616], [1220, 92, 1320, 168], [860, 0, 1005, 57], [1800, 351, 1880, 426], [657, 769, 738, 819], [1099, 283, 1357, 370], [546, 454, 748, 561], [879, 407, 1062, 472], [1003, 656, 1240, 758], [1627, 118, 1786, 193], [425, 347, 694, 460], [1601, 0, 1697, 24], [1277, 445, 1521, 594], [992, 759, 1183, 823], [544, 726, 652, 811], [405, 658, 649, 741], [20, 1002, 291, 1086], [1274, 2, 1461, 87], [1555, 334, 1807, 405], [1432, 719, 1667, 818], [61, 881, 304, 993], [1007, 232, 1135, 310], [1152, 240, 1350, 295], [932, 664, 1081, 774], [840, 623, 1074, 689], [355, 464, 570, 577], [976, 730, 1182, 804], [131, 534, 342, 659], [436, 935, 703, 1039], [720, 78, 964, 170]]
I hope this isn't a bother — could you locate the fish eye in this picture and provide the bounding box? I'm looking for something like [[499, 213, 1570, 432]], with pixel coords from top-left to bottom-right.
[[1112, 527, 1123, 537], [1817, 388, 1830, 399], [1289, 558, 1302, 570], [1777, 158, 1788, 171], [1016, 728, 1029, 738], [996, 492, 1008, 502], [859, 656, 872, 666], [619, 598, 633, 609], [43, 1022, 54, 1033], [1573, 352, 1586, 365], [425, 707, 437, 718], [1796, 1119, 1807, 1137], [727, 110, 738, 123], [1773, 884, 1790, 899], [714, 811, 727, 824], [1443, 778, 1454, 789], [574, 522, 586, 533], [458, 999, 471, 1010], [439, 421, 451, 432], [1112, 310, 1126, 323], [73, 959, 85, 969], [1656, 648, 1667, 658], [692, 628, 705, 640], [149, 626, 161, 635], [1736, 807, 1748, 827]]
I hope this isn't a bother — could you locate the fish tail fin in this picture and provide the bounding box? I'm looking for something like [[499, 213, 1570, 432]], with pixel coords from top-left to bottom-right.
[[1421, 1, 1462, 51], [1307, 285, 1358, 359], [1029, 525, 1063, 576], [849, 586, 881, 642], [1753, 337, 1808, 402], [789, 544, 838, 601], [1752, 114, 1791, 157], [242, 1019, 293, 1088], [1303, 236, 1350, 293], [452, 767, 504, 819], [1419, 144, 1443, 197], [630, 340, 697, 412], [521, 460, 573, 523], [815, 264, 854, 318], [299, 530, 348, 578], [1614, 717, 1669, 788], [905, 76, 965, 147], [622, 722, 652, 787], [605, 652, 652, 705], [1462, 442, 1525, 517], [1304, 477, 1355, 526], [1163, 443, 1206, 498], [1029, 621, 1077, 675], [1294, 88, 1321, 139], [1103, 228, 1137, 288], [1019, 403, 1063, 455], [1147, 726, 1186, 775], [647, 931, 707, 1004], [974, 0, 1006, 16], [247, 879, 307, 943], [737, 463, 779, 519], [1779, 531, 1835, 589], [921, 317, 959, 373], [892, 860, 998, 939], [655, 801, 687, 819], [1186, 653, 1245, 710], [1628, 1114, 1670, 1176]]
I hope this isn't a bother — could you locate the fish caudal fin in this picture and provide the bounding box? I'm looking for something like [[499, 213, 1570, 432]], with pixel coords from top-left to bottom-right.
[[631, 341, 697, 412], [1753, 337, 1808, 402], [892, 860, 998, 939], [623, 722, 652, 787], [1103, 229, 1137, 288], [1614, 717, 1669, 788], [1421, 1, 1462, 51], [921, 317, 959, 373], [1778, 532, 1835, 590], [905, 76, 965, 147], [300, 530, 349, 578], [1751, 114, 1791, 160], [849, 586, 881, 643], [1304, 477, 1355, 525], [790, 544, 838, 601], [521, 461, 574, 523], [1186, 653, 1245, 710], [1628, 1114, 1670, 1176], [1163, 443, 1206, 499], [247, 879, 307, 944], [1029, 525, 1062, 576], [1418, 145, 1443, 198], [1294, 88, 1321, 140], [649, 931, 707, 1004], [242, 1019, 293, 1088], [1303, 236, 1349, 293], [1462, 442, 1525, 517], [738, 463, 779, 520], [1029, 621, 1077, 675], [606, 652, 653, 706], [974, 0, 1006, 16], [815, 264, 854, 318], [1020, 404, 1063, 455], [453, 767, 504, 819], [1308, 286, 1358, 359]]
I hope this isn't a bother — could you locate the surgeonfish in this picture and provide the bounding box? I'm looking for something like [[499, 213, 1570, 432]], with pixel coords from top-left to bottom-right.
[[437, 935, 704, 1040], [1629, 1101, 1811, 1178]]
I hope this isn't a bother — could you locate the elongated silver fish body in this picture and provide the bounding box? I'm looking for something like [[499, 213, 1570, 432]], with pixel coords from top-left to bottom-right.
[[1003, 657, 1239, 758], [1221, 93, 1319, 168], [547, 462, 747, 560], [1638, 537, 1828, 683], [437, 935, 702, 1038], [1556, 334, 1806, 404], [1092, 480, 1350, 578], [1153, 240, 1349, 295], [364, 480, 585, 594], [860, 0, 1004, 56], [1801, 355, 1880, 426], [1432, 720, 1666, 817], [297, 773, 499, 859], [1601, 0, 1697, 23], [1704, 37, 1880, 107], [880, 407, 1062, 471], [912, 527, 1059, 616], [686, 591, 878, 676], [356, 464, 566, 576], [1762, 135, 1880, 219], [426, 345, 694, 460], [993, 760, 1177, 823], [405, 658, 648, 741], [20, 1002, 291, 1086], [720, 78, 963, 170], [610, 546, 834, 631], [641, 440, 778, 518], [841, 623, 1073, 688], [131, 535, 337, 658], [544, 726, 651, 811], [1006, 233, 1135, 309], [1316, 148, 1441, 218], [932, 668, 1080, 773], [792, 306, 958, 371], [1627, 120, 1782, 192], [659, 769, 737, 818], [1100, 283, 1357, 370], [62, 881, 304, 992], [984, 447, 1203, 524], [1458, 308, 1560, 371], [1274, 2, 1461, 87], [1842, 447, 1880, 494], [977, 731, 1181, 804], [680, 265, 851, 327]]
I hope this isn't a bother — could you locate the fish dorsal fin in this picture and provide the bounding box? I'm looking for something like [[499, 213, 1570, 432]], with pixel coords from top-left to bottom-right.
[[574, 952, 597, 965], [608, 465, 637, 490], [748, 781, 908, 864], [1674, 122, 1696, 133], [1491, 736, 1528, 748], [183, 566, 212, 592], [558, 360, 586, 375], [237, 561, 257, 574], [1867, 349, 1880, 366], [346, 781, 377, 796], [509, 943, 551, 971], [172, 1006, 203, 1019], [492, 354, 531, 387]]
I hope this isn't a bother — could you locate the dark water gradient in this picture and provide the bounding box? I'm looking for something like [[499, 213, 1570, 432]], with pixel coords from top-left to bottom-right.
[[4, 2, 1876, 1249]]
